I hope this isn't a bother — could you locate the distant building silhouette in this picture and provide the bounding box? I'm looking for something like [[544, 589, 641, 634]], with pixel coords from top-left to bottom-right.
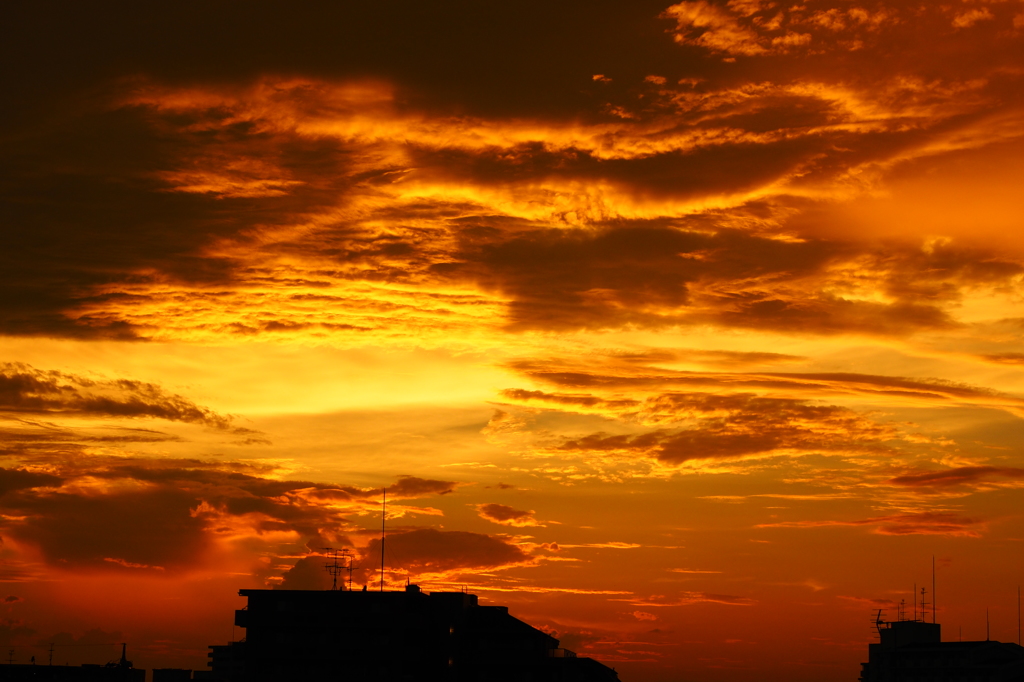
[[860, 616, 1024, 681], [192, 642, 244, 682], [152, 669, 193, 682], [200, 584, 620, 681], [0, 644, 144, 682]]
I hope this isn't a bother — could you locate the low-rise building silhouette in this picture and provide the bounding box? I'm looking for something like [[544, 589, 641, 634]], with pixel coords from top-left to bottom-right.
[[200, 584, 620, 681], [860, 617, 1024, 682], [192, 642, 244, 682], [0, 645, 144, 682]]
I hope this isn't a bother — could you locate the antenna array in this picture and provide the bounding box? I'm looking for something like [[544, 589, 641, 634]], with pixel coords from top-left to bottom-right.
[[322, 547, 353, 591]]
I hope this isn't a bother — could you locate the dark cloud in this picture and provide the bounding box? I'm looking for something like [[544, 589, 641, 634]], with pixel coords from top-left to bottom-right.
[[410, 132, 834, 202], [278, 555, 336, 591], [453, 225, 839, 331], [0, 619, 35, 646], [561, 430, 777, 463], [443, 219, 1020, 335], [0, 468, 63, 497], [39, 628, 125, 649], [385, 476, 459, 499], [0, 363, 238, 430], [544, 390, 899, 463], [0, 450, 460, 573], [756, 512, 986, 537], [639, 349, 805, 368], [2, 70, 1021, 341], [711, 296, 958, 336], [0, 84, 370, 339], [888, 466, 1024, 488], [1, 0, 1022, 346], [476, 503, 539, 527], [280, 528, 536, 588], [979, 353, 1024, 365], [3, 1, 681, 125], [361, 528, 531, 576], [499, 388, 639, 410], [3, 486, 208, 570], [508, 358, 1015, 406]]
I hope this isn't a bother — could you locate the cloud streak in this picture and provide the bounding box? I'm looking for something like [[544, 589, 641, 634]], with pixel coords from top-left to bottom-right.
[[0, 363, 240, 430]]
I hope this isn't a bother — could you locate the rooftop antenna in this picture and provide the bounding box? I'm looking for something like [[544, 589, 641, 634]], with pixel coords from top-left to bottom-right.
[[322, 547, 351, 591], [920, 587, 929, 625], [874, 609, 885, 638], [380, 487, 386, 593]]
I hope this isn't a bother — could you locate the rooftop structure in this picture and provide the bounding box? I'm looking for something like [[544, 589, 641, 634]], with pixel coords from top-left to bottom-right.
[[860, 616, 1024, 682], [0, 644, 144, 682], [200, 583, 619, 681]]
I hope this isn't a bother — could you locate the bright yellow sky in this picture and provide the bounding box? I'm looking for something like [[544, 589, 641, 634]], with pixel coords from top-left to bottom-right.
[[2, 1, 1024, 679]]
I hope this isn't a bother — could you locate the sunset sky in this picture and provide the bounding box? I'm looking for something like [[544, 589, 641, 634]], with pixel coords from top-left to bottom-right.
[[3, 1, 1024, 679]]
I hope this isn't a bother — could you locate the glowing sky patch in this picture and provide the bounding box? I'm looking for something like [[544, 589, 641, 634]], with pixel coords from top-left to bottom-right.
[[2, 1, 1024, 680]]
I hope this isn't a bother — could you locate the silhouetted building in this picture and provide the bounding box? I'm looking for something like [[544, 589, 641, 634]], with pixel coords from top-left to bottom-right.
[[192, 642, 244, 682], [152, 670, 192, 682], [860, 618, 1024, 681], [0, 645, 143, 682], [0, 666, 145, 682], [203, 584, 619, 681]]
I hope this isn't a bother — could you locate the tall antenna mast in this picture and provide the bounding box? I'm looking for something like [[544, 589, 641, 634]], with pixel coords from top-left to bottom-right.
[[380, 487, 386, 592], [932, 556, 937, 624]]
